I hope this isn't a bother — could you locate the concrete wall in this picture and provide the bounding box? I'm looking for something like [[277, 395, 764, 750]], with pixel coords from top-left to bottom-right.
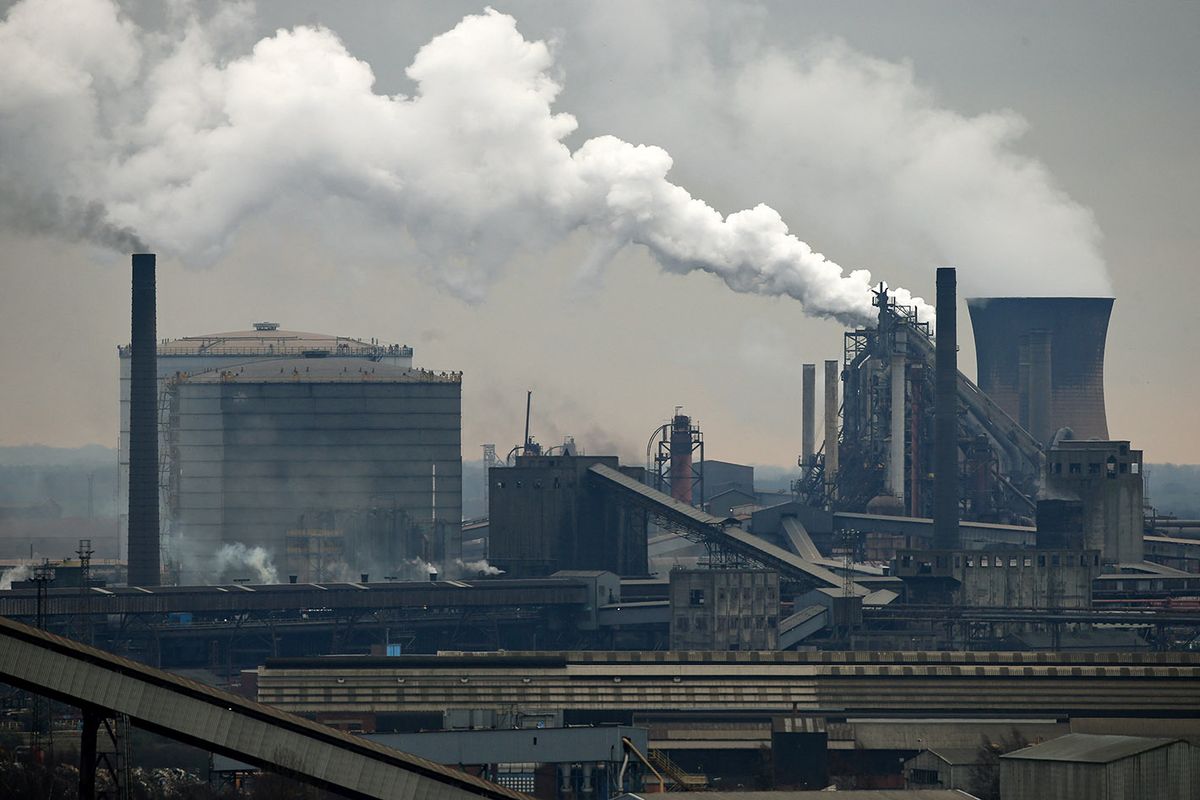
[[896, 548, 1099, 608], [1046, 440, 1144, 564], [668, 569, 779, 650]]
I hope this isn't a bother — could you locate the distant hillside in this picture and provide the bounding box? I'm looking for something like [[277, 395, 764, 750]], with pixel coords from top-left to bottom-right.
[[0, 444, 116, 466], [1148, 464, 1200, 519]]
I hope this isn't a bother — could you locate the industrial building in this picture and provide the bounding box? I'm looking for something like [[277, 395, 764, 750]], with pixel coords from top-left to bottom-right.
[[668, 568, 780, 650], [488, 454, 649, 577], [117, 315, 461, 583], [999, 734, 1198, 800]]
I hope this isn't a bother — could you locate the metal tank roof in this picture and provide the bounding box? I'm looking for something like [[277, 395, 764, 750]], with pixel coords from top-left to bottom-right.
[[174, 357, 459, 383], [119, 323, 413, 359]]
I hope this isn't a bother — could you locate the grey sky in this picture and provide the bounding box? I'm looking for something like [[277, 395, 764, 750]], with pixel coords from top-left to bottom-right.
[[1, 1, 1197, 466]]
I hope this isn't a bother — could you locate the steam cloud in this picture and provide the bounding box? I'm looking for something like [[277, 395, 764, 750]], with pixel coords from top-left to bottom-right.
[[0, 1, 1110, 324], [0, 564, 32, 591], [214, 542, 279, 584]]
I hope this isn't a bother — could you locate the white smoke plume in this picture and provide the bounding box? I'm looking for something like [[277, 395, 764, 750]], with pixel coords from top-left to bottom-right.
[[0, 564, 32, 590], [214, 542, 279, 584], [457, 558, 504, 577], [0, 0, 948, 326]]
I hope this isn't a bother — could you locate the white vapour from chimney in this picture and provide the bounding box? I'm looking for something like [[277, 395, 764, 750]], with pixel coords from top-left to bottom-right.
[[0, 2, 1108, 326]]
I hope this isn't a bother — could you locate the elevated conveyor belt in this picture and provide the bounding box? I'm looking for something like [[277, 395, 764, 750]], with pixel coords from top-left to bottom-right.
[[0, 615, 525, 800], [588, 464, 868, 595]]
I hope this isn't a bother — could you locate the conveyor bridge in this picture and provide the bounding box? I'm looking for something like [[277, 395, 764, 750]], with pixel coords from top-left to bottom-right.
[[0, 615, 525, 800], [588, 464, 864, 594]]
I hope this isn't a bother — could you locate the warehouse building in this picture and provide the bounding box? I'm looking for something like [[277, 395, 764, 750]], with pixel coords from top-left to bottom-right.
[[999, 734, 1198, 800]]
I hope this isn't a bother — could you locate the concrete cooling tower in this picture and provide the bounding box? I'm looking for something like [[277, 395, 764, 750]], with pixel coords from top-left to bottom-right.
[[966, 297, 1113, 443]]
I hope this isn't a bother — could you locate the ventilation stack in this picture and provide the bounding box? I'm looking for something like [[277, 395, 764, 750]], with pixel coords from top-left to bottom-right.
[[967, 297, 1113, 442], [933, 267, 959, 551], [127, 254, 160, 586]]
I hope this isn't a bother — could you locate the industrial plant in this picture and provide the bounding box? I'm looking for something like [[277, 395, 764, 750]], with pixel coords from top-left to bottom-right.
[[3, 250, 1199, 800]]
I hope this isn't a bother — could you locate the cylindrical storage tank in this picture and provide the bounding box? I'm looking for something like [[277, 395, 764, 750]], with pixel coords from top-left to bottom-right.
[[669, 414, 694, 505], [967, 297, 1113, 441]]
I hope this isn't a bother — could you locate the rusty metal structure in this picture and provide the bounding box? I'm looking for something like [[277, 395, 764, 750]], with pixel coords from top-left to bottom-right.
[[800, 281, 1046, 525], [647, 408, 704, 507]]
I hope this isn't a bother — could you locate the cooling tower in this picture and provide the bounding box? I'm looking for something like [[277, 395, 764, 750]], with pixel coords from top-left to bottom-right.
[[967, 297, 1112, 442]]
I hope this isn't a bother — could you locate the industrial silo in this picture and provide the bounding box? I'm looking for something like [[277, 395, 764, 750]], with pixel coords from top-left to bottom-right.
[[966, 297, 1113, 443]]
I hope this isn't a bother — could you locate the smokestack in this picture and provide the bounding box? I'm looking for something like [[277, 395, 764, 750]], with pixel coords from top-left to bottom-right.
[[823, 360, 839, 500], [933, 267, 959, 550], [967, 297, 1112, 440], [127, 253, 160, 586], [669, 413, 694, 505], [801, 364, 816, 468]]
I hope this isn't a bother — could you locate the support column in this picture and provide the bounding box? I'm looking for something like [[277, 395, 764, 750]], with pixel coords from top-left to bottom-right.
[[79, 710, 100, 800]]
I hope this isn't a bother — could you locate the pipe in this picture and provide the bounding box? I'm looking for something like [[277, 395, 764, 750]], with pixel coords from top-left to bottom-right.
[[128, 253, 160, 586], [888, 328, 906, 503], [621, 737, 666, 794], [933, 267, 959, 550], [1028, 329, 1053, 445], [523, 390, 532, 452], [824, 359, 839, 501], [801, 363, 816, 469]]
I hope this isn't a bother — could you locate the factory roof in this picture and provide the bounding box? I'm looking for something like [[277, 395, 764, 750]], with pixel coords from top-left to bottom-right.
[[920, 748, 987, 766], [1001, 733, 1181, 764], [175, 357, 460, 383], [120, 324, 413, 359]]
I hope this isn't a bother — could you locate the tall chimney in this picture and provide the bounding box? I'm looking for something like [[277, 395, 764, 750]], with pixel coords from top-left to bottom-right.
[[669, 413, 694, 505], [801, 364, 816, 468], [823, 360, 839, 501], [933, 267, 959, 550], [128, 254, 160, 586]]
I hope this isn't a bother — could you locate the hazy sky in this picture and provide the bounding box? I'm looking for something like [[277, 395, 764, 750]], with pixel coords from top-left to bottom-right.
[[1, 1, 1197, 467]]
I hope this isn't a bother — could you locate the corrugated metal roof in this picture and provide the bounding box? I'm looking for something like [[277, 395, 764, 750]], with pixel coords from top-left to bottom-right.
[[926, 747, 986, 765], [588, 464, 733, 527], [1001, 733, 1180, 764]]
